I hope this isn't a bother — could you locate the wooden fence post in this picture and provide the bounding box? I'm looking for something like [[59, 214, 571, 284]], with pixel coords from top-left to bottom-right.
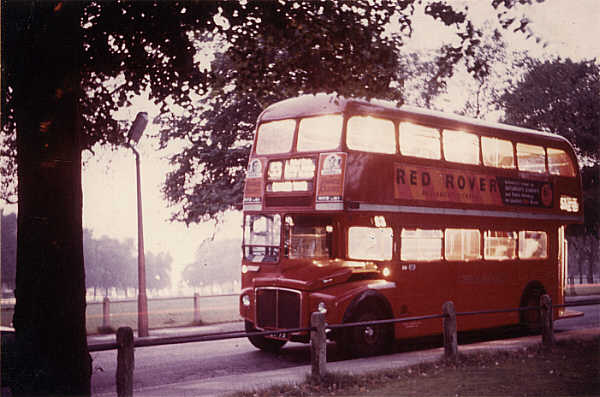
[[193, 293, 201, 324], [540, 294, 555, 348], [310, 311, 327, 380], [102, 296, 111, 329], [443, 301, 458, 360], [116, 327, 134, 397]]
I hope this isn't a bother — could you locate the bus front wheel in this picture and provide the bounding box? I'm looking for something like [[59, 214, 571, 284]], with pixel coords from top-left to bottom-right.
[[342, 304, 392, 357], [244, 321, 287, 353]]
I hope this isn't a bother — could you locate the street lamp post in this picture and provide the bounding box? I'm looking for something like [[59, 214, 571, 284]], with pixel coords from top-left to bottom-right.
[[127, 112, 149, 337]]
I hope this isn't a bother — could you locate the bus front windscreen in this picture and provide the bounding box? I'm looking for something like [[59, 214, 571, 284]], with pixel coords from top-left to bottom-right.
[[284, 215, 333, 259]]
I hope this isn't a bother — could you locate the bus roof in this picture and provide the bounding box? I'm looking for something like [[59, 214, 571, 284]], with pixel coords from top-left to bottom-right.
[[258, 94, 571, 147]]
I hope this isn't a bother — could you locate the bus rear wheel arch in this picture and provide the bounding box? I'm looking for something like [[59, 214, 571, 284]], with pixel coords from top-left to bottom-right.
[[519, 282, 547, 333]]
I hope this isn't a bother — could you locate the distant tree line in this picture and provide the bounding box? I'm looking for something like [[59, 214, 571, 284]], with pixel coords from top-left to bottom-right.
[[182, 238, 241, 290], [2, 216, 171, 295]]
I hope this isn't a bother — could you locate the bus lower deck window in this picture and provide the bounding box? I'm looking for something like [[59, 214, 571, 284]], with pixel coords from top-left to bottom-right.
[[445, 229, 481, 261], [348, 226, 393, 261], [518, 231, 548, 259], [400, 229, 443, 261], [484, 231, 517, 260]]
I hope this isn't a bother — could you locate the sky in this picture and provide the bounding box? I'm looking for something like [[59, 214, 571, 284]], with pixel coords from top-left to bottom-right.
[[4, 0, 600, 289]]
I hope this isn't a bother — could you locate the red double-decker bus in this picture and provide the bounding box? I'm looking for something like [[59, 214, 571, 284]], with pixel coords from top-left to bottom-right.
[[239, 94, 583, 356]]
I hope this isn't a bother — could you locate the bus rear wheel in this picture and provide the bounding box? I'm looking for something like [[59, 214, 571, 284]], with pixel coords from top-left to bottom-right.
[[520, 287, 544, 333], [244, 321, 287, 353], [343, 305, 392, 357]]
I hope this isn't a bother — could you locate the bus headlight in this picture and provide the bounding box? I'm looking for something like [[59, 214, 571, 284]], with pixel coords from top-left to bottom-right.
[[382, 267, 391, 277], [317, 302, 327, 314], [242, 294, 251, 307]]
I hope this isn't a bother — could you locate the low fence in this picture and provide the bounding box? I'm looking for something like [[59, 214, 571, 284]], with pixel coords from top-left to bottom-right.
[[88, 295, 600, 397], [88, 293, 240, 333], [1, 294, 240, 333]]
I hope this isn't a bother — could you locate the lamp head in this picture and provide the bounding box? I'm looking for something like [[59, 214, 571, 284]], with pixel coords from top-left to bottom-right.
[[127, 112, 149, 145]]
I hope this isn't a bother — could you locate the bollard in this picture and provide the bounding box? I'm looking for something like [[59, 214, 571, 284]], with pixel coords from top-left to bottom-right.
[[102, 296, 111, 329], [116, 327, 134, 397], [310, 311, 327, 380], [442, 301, 458, 360], [193, 293, 201, 324], [540, 294, 555, 348]]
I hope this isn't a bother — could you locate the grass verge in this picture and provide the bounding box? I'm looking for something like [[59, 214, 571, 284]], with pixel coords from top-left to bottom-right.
[[231, 336, 599, 397]]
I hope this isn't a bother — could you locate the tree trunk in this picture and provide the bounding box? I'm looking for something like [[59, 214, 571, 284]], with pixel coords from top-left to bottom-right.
[[12, 2, 91, 395]]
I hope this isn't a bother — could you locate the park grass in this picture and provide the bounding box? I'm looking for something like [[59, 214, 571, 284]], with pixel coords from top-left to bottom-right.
[[231, 336, 599, 397]]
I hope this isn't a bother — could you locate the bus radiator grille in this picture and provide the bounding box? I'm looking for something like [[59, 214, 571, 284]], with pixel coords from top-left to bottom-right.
[[256, 288, 301, 329]]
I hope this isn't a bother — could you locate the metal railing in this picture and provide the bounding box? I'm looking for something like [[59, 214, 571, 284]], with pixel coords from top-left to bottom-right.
[[88, 295, 600, 397]]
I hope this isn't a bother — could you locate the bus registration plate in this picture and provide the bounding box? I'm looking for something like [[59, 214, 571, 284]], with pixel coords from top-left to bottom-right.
[[269, 332, 289, 340]]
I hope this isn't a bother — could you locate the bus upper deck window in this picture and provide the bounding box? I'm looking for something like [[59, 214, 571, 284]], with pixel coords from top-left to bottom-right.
[[347, 116, 396, 154], [443, 130, 479, 164], [517, 143, 546, 173], [255, 119, 296, 155], [547, 148, 576, 177], [297, 114, 343, 152], [399, 122, 441, 160], [482, 137, 515, 169]]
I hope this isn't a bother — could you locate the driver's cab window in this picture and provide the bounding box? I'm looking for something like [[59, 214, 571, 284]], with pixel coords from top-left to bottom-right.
[[284, 215, 333, 259], [243, 214, 281, 262]]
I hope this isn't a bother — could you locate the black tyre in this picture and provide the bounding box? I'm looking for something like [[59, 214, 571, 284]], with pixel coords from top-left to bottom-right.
[[343, 305, 393, 357], [520, 287, 544, 333], [244, 321, 287, 353]]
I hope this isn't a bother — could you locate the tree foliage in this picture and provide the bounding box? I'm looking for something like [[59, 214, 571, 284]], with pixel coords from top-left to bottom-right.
[[498, 58, 600, 162]]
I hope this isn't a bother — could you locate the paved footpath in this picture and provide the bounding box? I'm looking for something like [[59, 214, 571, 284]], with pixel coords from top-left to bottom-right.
[[94, 327, 599, 397]]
